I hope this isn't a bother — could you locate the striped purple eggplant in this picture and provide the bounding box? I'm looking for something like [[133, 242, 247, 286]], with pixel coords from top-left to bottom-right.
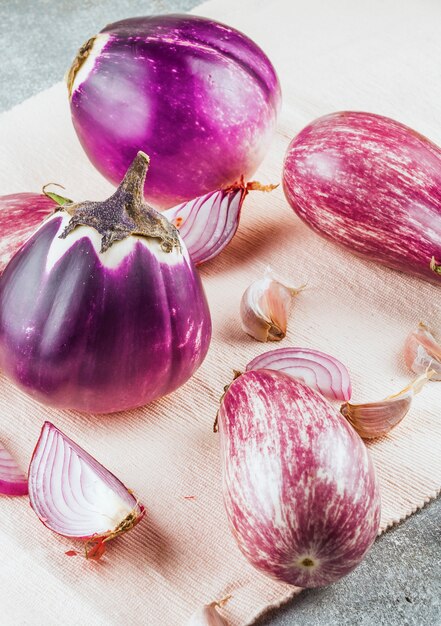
[[67, 14, 281, 209], [218, 369, 380, 587], [283, 111, 441, 283], [0, 193, 55, 273], [0, 152, 211, 414]]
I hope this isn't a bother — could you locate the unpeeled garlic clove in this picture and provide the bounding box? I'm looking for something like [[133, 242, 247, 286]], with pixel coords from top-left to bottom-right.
[[240, 269, 304, 342], [404, 322, 441, 380], [340, 371, 433, 440], [186, 597, 231, 625]]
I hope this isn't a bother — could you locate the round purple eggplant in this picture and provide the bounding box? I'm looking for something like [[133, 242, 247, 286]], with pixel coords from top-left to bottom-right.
[[0, 153, 211, 414], [283, 111, 441, 283], [218, 369, 381, 587], [67, 14, 281, 209]]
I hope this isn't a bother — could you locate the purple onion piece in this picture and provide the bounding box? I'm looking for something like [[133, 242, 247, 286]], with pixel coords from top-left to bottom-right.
[[0, 153, 211, 414], [0, 440, 28, 496], [28, 422, 144, 555], [163, 182, 247, 266], [68, 14, 281, 209], [218, 369, 381, 588], [246, 347, 352, 401], [283, 111, 441, 283], [163, 180, 277, 266]]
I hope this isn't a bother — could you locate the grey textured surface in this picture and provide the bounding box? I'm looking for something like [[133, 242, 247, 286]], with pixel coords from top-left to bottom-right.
[[0, 1, 440, 625]]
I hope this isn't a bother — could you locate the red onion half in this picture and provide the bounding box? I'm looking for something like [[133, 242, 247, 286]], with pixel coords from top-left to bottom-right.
[[283, 112, 441, 283], [29, 422, 144, 557], [67, 14, 281, 209], [246, 347, 351, 401], [218, 369, 380, 587], [0, 441, 28, 496]]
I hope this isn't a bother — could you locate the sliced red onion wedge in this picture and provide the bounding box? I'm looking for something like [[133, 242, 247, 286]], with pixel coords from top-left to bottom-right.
[[246, 347, 352, 401], [28, 422, 144, 558], [163, 181, 275, 266], [0, 441, 28, 496]]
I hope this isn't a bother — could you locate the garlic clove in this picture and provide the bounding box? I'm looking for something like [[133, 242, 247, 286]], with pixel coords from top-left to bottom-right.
[[240, 269, 304, 342], [404, 322, 441, 380], [340, 371, 433, 440], [186, 597, 231, 625]]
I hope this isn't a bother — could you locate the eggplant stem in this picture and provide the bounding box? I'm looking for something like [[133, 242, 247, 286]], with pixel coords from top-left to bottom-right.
[[59, 152, 181, 253], [430, 256, 441, 275], [214, 371, 243, 432], [67, 35, 97, 98]]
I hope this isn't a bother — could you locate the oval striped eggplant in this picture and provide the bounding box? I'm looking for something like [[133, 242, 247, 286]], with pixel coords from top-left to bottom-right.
[[218, 369, 380, 587], [283, 111, 441, 283], [0, 153, 211, 414]]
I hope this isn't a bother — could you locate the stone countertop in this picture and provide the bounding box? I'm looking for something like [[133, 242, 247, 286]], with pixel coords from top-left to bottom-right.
[[1, 1, 440, 625]]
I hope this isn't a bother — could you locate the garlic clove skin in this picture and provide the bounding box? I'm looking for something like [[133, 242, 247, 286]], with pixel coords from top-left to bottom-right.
[[340, 371, 433, 440], [240, 270, 304, 342], [404, 322, 441, 380], [186, 602, 229, 626]]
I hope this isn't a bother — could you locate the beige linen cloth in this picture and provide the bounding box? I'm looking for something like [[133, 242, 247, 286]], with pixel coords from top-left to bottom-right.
[[0, 0, 440, 623]]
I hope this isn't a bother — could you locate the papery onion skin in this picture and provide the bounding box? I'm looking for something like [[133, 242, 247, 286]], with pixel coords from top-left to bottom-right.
[[186, 603, 229, 626], [0, 193, 55, 272], [0, 441, 28, 496], [283, 112, 441, 283], [28, 422, 144, 540], [246, 347, 352, 401], [0, 157, 211, 414], [218, 369, 380, 588], [68, 14, 281, 209]]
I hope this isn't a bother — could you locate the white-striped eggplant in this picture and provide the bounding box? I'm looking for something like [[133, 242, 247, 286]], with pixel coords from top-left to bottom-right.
[[283, 111, 441, 283], [217, 369, 380, 587], [0, 152, 211, 414]]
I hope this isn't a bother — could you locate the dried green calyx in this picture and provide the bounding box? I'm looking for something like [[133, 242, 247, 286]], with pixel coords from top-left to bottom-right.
[[59, 152, 181, 254]]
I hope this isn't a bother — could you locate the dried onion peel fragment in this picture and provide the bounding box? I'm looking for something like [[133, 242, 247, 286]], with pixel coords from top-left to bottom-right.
[[186, 596, 231, 625]]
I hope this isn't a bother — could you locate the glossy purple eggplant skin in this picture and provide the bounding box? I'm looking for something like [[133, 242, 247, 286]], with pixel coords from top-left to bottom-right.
[[69, 14, 281, 209], [283, 111, 441, 283], [0, 215, 211, 414], [218, 369, 381, 588]]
